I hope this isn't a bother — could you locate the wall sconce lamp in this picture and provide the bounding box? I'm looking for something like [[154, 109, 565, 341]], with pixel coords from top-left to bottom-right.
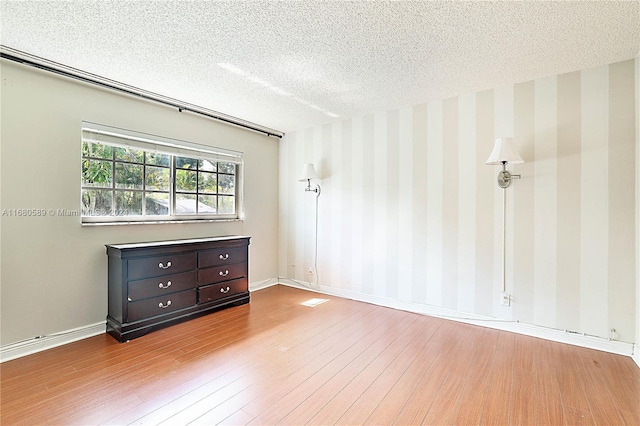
[[298, 163, 321, 285], [485, 137, 524, 189], [298, 163, 321, 195], [485, 137, 524, 306]]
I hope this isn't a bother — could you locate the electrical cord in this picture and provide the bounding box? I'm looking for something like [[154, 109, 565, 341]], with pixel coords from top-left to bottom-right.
[[313, 185, 320, 286]]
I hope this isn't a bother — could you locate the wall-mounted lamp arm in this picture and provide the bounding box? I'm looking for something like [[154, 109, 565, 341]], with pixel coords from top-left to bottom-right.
[[496, 161, 521, 189], [304, 178, 321, 196]]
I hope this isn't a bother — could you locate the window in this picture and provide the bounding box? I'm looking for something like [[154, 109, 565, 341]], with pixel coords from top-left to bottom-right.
[[81, 122, 243, 224]]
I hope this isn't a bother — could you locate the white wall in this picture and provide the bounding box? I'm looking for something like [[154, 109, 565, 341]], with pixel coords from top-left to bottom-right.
[[635, 54, 640, 366], [280, 59, 637, 344], [0, 60, 279, 346]]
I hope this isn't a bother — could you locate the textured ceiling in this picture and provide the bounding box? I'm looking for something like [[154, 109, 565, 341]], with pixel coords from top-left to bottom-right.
[[1, 1, 639, 133]]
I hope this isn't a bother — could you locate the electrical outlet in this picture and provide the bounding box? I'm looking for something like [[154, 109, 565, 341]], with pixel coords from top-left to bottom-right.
[[500, 292, 511, 306]]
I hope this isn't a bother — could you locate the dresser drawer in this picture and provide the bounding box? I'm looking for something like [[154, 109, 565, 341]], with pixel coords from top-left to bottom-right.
[[128, 271, 197, 301], [198, 247, 247, 268], [128, 252, 196, 280], [198, 278, 247, 304], [198, 262, 246, 285], [127, 289, 196, 322]]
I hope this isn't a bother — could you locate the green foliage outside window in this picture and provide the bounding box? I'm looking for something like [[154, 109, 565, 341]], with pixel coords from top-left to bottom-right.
[[81, 141, 237, 220]]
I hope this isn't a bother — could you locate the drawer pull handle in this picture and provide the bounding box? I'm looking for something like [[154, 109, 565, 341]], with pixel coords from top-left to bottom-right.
[[219, 253, 229, 260], [158, 261, 172, 269], [158, 300, 172, 308], [220, 286, 230, 293], [158, 281, 172, 289], [219, 270, 229, 277]]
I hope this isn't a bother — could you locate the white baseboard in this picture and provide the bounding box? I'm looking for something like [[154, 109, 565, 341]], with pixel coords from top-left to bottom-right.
[[278, 278, 635, 358], [249, 277, 279, 292], [633, 344, 640, 368], [0, 322, 106, 363]]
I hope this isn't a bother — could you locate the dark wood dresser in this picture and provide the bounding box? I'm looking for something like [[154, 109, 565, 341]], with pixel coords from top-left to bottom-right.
[[106, 236, 250, 342]]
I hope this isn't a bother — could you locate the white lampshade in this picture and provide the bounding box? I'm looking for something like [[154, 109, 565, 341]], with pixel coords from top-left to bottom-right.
[[298, 163, 319, 182], [485, 137, 524, 165]]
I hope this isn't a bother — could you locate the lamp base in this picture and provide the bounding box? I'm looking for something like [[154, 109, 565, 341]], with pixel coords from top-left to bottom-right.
[[304, 180, 321, 196], [497, 170, 512, 189]]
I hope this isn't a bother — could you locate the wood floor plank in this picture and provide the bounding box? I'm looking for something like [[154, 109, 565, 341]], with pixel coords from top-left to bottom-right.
[[533, 341, 566, 426], [1, 285, 638, 426], [564, 406, 596, 425], [189, 392, 255, 425], [589, 347, 640, 416], [102, 324, 285, 422], [155, 376, 251, 425], [575, 349, 626, 425], [421, 371, 465, 426], [120, 366, 251, 425], [250, 306, 398, 383], [389, 358, 448, 424], [280, 320, 442, 425], [362, 319, 444, 425], [477, 344, 513, 425], [245, 309, 416, 424], [450, 370, 490, 426], [553, 343, 594, 417], [303, 314, 429, 425], [449, 328, 496, 425], [2, 350, 182, 425], [618, 408, 640, 426], [509, 366, 537, 426], [329, 316, 435, 425], [44, 393, 145, 426], [213, 408, 254, 426]]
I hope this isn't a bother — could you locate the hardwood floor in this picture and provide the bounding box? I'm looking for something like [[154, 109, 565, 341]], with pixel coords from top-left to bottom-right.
[[1, 285, 638, 425]]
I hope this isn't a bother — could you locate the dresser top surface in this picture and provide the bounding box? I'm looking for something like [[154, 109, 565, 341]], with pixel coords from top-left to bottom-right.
[[106, 235, 251, 250]]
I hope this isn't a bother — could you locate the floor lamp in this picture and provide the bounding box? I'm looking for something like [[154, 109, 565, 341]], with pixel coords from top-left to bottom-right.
[[485, 137, 524, 306]]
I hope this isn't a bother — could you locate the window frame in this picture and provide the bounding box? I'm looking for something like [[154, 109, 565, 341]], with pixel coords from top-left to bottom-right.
[[81, 122, 244, 225]]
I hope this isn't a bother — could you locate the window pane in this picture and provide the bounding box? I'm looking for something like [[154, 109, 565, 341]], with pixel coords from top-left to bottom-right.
[[201, 159, 216, 172], [198, 195, 217, 214], [82, 159, 113, 188], [218, 162, 235, 174], [146, 152, 170, 167], [218, 195, 235, 214], [145, 192, 169, 216], [145, 166, 169, 191], [175, 194, 197, 215], [198, 172, 217, 194], [82, 142, 112, 159], [82, 130, 242, 221], [115, 147, 143, 163], [175, 156, 201, 170], [115, 163, 143, 189], [218, 174, 235, 195], [82, 189, 113, 216], [115, 191, 143, 215], [176, 169, 197, 192]]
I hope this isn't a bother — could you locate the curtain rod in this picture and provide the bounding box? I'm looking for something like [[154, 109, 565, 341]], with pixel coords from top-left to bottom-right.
[[0, 46, 284, 139]]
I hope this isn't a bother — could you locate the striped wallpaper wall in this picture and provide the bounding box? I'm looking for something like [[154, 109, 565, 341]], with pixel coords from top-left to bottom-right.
[[279, 59, 636, 343]]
